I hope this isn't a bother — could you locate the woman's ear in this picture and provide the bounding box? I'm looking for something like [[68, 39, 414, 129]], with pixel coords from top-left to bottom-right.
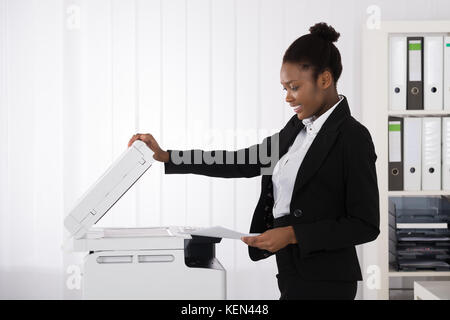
[[318, 70, 333, 89]]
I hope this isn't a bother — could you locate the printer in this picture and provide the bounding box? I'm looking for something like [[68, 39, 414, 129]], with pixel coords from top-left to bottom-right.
[[64, 140, 226, 299]]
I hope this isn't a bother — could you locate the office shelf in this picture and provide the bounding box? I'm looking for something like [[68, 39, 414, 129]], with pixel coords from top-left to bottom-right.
[[389, 266, 450, 277], [388, 191, 450, 197], [362, 20, 450, 300], [388, 110, 450, 116]]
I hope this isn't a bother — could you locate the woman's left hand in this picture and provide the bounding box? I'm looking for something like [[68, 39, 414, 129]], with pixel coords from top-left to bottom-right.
[[241, 226, 297, 253]]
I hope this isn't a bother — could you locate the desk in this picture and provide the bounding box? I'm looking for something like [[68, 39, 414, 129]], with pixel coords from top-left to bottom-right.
[[414, 281, 450, 300]]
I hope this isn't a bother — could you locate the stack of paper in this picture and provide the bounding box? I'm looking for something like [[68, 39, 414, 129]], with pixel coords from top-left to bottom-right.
[[180, 226, 260, 240]]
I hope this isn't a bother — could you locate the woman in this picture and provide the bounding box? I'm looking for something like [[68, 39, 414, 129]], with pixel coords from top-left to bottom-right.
[[128, 22, 380, 300]]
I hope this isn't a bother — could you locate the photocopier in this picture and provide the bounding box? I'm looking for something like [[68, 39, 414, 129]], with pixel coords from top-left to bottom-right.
[[63, 140, 226, 299]]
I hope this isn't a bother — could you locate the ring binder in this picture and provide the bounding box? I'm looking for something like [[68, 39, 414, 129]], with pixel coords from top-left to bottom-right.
[[407, 37, 424, 110], [388, 116, 404, 190], [424, 36, 444, 110]]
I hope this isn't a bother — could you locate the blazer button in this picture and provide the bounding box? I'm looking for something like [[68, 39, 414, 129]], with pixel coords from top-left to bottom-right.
[[293, 209, 303, 218]]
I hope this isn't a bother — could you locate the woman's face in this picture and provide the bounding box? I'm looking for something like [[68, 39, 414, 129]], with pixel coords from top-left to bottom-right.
[[280, 62, 326, 120]]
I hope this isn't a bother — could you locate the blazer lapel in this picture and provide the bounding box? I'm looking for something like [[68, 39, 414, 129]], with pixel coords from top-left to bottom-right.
[[280, 117, 304, 157], [261, 116, 303, 189], [290, 96, 351, 198]]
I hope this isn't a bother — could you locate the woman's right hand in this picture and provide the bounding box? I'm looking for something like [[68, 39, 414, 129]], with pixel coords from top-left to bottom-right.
[[127, 133, 170, 163]]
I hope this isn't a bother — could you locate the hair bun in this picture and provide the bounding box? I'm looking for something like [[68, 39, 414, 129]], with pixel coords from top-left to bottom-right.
[[309, 22, 340, 43]]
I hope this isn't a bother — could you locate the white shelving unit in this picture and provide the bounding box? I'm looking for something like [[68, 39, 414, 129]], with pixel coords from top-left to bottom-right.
[[388, 191, 450, 197], [362, 21, 450, 300], [388, 110, 450, 116], [389, 266, 450, 278]]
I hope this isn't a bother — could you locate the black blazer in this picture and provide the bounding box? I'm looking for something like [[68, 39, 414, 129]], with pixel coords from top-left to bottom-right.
[[164, 96, 380, 281]]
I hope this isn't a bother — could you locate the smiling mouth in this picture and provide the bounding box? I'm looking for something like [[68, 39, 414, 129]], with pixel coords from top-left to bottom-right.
[[291, 105, 302, 113]]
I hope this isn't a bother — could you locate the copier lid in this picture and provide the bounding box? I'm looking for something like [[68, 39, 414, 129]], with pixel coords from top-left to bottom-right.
[[64, 140, 155, 239]]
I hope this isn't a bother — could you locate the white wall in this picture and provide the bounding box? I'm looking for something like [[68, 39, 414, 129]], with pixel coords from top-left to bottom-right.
[[0, 0, 449, 299], [0, 0, 64, 299]]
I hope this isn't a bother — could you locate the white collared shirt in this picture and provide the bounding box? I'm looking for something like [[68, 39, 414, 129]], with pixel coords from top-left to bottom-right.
[[272, 95, 344, 219]]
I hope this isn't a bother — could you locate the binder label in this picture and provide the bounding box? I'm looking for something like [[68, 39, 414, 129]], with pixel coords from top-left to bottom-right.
[[389, 121, 401, 162], [409, 40, 422, 81], [409, 42, 422, 50]]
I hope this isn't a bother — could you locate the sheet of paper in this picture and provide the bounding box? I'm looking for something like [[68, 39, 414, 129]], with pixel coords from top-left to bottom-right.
[[182, 226, 260, 240]]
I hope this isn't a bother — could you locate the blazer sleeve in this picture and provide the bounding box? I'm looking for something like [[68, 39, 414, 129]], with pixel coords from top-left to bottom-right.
[[291, 125, 380, 258], [164, 132, 279, 179]]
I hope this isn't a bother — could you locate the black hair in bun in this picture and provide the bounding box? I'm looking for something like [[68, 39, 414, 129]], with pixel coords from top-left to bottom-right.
[[309, 22, 340, 43], [282, 22, 343, 86]]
